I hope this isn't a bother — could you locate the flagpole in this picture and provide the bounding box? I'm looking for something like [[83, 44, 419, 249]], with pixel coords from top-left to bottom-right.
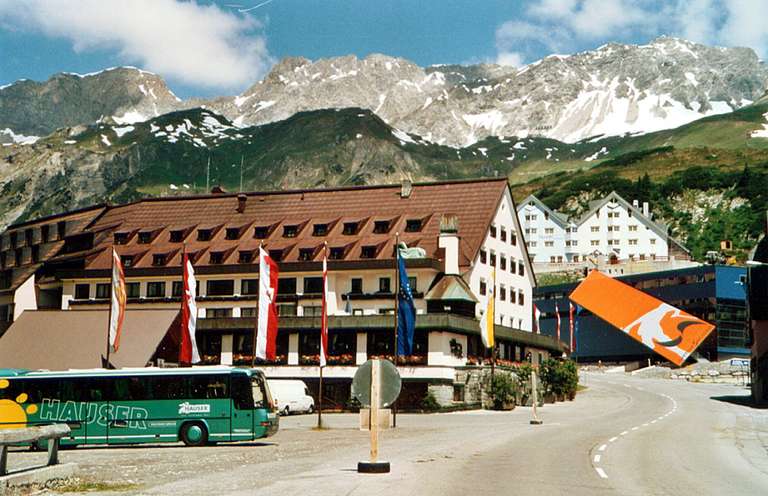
[[105, 249, 114, 368], [251, 242, 263, 368], [180, 243, 185, 366], [490, 270, 496, 381], [318, 242, 327, 429], [393, 233, 400, 428]]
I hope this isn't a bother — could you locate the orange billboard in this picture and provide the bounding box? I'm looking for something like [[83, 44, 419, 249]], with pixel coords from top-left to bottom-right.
[[569, 270, 714, 366]]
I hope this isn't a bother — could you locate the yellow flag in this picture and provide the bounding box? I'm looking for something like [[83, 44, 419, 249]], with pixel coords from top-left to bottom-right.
[[481, 269, 495, 348]]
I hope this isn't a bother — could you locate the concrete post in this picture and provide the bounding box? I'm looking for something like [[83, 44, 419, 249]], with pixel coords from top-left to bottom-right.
[[288, 333, 299, 365]]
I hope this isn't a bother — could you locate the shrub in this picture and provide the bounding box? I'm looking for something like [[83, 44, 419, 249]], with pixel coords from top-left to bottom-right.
[[484, 372, 519, 410], [421, 391, 441, 412]]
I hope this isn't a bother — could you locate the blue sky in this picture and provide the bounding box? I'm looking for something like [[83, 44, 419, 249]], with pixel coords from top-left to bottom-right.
[[1, 1, 767, 98]]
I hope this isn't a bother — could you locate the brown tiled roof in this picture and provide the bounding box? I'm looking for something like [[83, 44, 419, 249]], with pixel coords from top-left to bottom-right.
[[53, 179, 509, 271]]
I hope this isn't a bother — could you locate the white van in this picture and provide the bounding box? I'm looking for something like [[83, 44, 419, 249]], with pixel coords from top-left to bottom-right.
[[267, 379, 315, 415]]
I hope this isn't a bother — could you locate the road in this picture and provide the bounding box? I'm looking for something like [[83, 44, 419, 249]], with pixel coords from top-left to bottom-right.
[[8, 373, 768, 495]]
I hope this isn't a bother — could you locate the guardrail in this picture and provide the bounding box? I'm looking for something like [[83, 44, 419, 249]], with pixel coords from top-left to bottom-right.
[[0, 424, 71, 476]]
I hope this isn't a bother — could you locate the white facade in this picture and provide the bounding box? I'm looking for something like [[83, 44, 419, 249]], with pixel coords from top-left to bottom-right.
[[517, 192, 674, 265], [468, 188, 536, 331]]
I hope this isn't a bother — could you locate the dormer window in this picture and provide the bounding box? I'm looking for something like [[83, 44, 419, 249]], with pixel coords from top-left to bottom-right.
[[169, 230, 185, 243], [114, 232, 129, 245], [254, 226, 269, 239], [225, 228, 241, 240], [138, 232, 153, 244], [405, 219, 422, 232], [283, 225, 298, 238], [343, 222, 359, 235], [41, 225, 50, 243], [329, 247, 345, 260], [361, 245, 377, 259], [152, 254, 167, 266], [490, 225, 497, 238], [269, 249, 283, 262], [299, 248, 315, 261], [209, 252, 225, 264], [25, 229, 33, 246], [373, 220, 390, 234], [197, 229, 213, 241], [238, 251, 254, 264], [313, 224, 328, 236], [121, 255, 134, 268], [9, 232, 17, 248]]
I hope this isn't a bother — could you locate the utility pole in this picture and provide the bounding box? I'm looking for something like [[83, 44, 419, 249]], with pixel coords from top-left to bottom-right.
[[206, 155, 211, 193], [239, 154, 244, 192]]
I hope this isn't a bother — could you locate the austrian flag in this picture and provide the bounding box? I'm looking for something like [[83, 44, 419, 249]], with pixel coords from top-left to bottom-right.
[[180, 251, 201, 364], [256, 247, 280, 361]]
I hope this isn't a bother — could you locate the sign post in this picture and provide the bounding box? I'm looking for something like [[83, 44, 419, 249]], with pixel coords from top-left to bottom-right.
[[530, 369, 543, 425], [352, 359, 401, 474]]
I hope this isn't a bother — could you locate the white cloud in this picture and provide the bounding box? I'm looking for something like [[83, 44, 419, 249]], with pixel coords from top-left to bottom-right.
[[495, 0, 768, 64], [496, 51, 525, 67], [0, 0, 273, 91]]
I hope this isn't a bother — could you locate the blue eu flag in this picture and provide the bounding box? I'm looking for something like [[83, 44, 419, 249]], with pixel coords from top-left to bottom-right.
[[397, 250, 416, 356]]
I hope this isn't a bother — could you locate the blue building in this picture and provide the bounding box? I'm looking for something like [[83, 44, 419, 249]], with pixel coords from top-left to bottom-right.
[[534, 265, 748, 363]]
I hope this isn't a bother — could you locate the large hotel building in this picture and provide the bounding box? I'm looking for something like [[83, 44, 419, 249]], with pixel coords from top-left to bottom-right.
[[0, 178, 564, 408]]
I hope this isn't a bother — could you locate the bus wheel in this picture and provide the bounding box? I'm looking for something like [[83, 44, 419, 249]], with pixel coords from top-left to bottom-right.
[[180, 422, 208, 447]]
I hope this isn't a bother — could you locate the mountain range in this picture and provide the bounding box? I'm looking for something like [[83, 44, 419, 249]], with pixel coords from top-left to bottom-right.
[[1, 37, 768, 259]]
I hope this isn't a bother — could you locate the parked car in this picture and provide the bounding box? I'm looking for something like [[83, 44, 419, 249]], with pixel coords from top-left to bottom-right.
[[267, 379, 315, 415]]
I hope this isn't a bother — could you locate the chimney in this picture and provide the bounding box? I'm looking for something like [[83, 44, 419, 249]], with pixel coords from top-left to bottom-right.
[[211, 185, 226, 195], [236, 193, 247, 213], [642, 201, 650, 217], [633, 199, 639, 208], [400, 178, 413, 198], [438, 214, 460, 275]]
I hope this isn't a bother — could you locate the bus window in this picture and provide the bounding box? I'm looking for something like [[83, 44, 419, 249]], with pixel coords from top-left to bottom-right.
[[231, 375, 254, 410], [190, 375, 228, 399]]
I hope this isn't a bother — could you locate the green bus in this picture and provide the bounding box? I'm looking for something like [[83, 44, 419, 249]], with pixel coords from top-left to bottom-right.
[[0, 367, 278, 446]]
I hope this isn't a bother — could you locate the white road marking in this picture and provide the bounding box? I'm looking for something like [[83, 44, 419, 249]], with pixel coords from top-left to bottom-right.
[[651, 420, 658, 424], [599, 444, 607, 451], [594, 454, 601, 463], [620, 431, 628, 436], [642, 423, 649, 427], [609, 437, 618, 442], [631, 426, 639, 431], [595, 467, 608, 479]]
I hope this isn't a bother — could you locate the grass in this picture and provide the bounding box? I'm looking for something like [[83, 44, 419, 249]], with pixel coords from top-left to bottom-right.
[[54, 478, 140, 493]]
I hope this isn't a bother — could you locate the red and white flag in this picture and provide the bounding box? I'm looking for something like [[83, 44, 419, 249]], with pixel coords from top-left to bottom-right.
[[180, 251, 201, 364], [555, 302, 561, 342], [569, 303, 576, 352], [108, 248, 126, 352], [533, 303, 541, 334], [320, 247, 329, 367], [256, 247, 280, 361]]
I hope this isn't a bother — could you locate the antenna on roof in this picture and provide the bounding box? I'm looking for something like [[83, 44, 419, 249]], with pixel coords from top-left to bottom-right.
[[239, 155, 244, 193], [206, 155, 211, 193]]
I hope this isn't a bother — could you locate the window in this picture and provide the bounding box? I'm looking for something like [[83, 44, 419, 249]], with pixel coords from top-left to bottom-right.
[[550, 256, 556, 263], [253, 226, 270, 239], [169, 230, 185, 242], [510, 232, 517, 246], [57, 221, 66, 240], [490, 225, 497, 238], [518, 261, 524, 276], [299, 248, 315, 261], [126, 282, 140, 298], [278, 278, 297, 294], [197, 229, 213, 241], [114, 232, 129, 245], [529, 228, 537, 234], [591, 226, 599, 232], [490, 251, 496, 267], [499, 285, 506, 301], [591, 240, 599, 246], [650, 239, 656, 245], [373, 220, 390, 234], [528, 241, 537, 247], [408, 276, 417, 292], [96, 283, 110, 299], [405, 219, 422, 232], [479, 280, 487, 296], [329, 247, 345, 260], [361, 245, 377, 259], [225, 228, 241, 240], [639, 254, 646, 261], [241, 307, 258, 317], [283, 225, 298, 238], [152, 254, 166, 266], [342, 222, 358, 235], [138, 231, 153, 244], [500, 228, 507, 242], [209, 252, 225, 264], [269, 249, 283, 262], [207, 280, 234, 296], [544, 241, 554, 247], [41, 225, 50, 243], [207, 308, 233, 318], [379, 277, 391, 293], [518, 290, 525, 305], [629, 239, 638, 246], [303, 277, 323, 294], [480, 249, 487, 264], [303, 305, 322, 317], [74, 284, 90, 300], [238, 251, 254, 264], [351, 278, 363, 294], [172, 281, 183, 297], [121, 255, 134, 268], [531, 215, 538, 220], [629, 225, 638, 232], [241, 279, 258, 295], [545, 228, 554, 235], [509, 288, 516, 304], [500, 255, 507, 271], [278, 303, 297, 316], [147, 282, 166, 298], [31, 245, 39, 263], [313, 224, 328, 236]]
